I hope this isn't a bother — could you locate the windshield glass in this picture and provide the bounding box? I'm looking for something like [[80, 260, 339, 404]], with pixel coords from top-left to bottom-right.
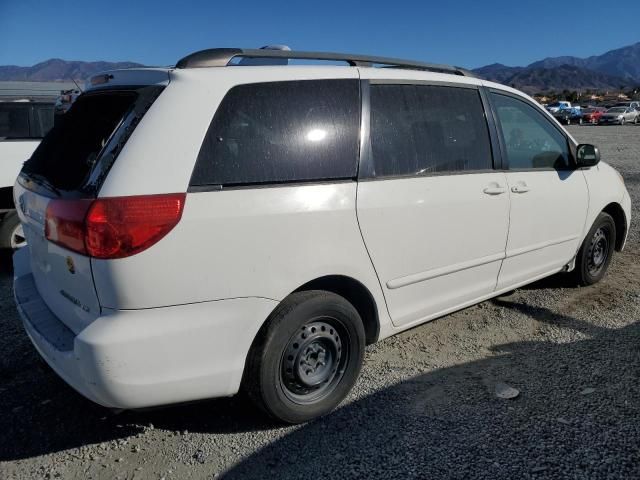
[[607, 108, 626, 113]]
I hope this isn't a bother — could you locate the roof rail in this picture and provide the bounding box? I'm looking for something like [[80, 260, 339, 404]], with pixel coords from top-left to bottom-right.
[[175, 48, 474, 77]]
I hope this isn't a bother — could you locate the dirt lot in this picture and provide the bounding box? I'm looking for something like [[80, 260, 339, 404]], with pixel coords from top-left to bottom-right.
[[1, 125, 639, 479]]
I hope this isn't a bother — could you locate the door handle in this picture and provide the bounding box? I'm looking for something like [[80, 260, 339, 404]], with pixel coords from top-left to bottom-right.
[[511, 185, 530, 193], [483, 186, 507, 195]]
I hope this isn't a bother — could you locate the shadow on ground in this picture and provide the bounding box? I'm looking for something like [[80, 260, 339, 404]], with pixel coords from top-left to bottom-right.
[[223, 304, 639, 479]]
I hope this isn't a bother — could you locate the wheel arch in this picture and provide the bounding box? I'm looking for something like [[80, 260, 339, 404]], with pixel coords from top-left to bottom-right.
[[602, 202, 627, 251], [292, 275, 380, 345]]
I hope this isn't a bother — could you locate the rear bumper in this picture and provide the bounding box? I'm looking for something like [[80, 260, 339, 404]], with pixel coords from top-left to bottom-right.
[[14, 249, 278, 409]]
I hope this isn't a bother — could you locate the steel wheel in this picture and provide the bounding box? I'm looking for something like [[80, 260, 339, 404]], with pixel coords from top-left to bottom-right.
[[280, 318, 349, 404], [586, 227, 610, 277]]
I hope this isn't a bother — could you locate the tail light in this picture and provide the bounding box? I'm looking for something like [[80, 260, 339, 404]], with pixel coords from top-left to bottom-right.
[[45, 193, 186, 259]]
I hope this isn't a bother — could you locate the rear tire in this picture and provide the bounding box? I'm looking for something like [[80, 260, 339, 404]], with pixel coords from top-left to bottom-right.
[[243, 290, 365, 424], [571, 213, 616, 286], [0, 211, 26, 249]]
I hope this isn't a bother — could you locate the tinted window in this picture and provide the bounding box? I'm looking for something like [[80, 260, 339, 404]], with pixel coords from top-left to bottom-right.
[[23, 87, 162, 194], [191, 80, 360, 186], [369, 85, 492, 177], [491, 93, 570, 170], [0, 104, 30, 139]]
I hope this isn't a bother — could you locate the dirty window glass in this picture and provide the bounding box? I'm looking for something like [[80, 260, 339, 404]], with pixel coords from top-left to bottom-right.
[[491, 93, 570, 170], [369, 84, 493, 177], [191, 80, 360, 186], [23, 91, 139, 192], [32, 105, 55, 138]]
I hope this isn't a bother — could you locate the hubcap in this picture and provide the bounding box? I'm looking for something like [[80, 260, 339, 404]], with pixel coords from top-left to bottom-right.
[[10, 223, 26, 249], [587, 227, 609, 276], [280, 319, 347, 404]]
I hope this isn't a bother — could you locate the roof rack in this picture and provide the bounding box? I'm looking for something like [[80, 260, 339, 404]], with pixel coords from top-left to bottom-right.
[[175, 48, 474, 77]]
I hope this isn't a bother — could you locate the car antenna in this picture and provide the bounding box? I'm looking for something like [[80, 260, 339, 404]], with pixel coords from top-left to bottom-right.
[[70, 76, 83, 93]]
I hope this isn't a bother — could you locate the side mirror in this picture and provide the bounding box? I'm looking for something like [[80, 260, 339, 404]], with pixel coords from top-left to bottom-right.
[[576, 144, 600, 167]]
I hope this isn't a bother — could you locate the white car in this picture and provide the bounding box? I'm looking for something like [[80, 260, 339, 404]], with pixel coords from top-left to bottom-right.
[[1, 100, 54, 248], [13, 48, 631, 423]]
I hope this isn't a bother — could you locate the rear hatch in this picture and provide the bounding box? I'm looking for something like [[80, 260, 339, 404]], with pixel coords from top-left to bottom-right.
[[14, 70, 167, 334]]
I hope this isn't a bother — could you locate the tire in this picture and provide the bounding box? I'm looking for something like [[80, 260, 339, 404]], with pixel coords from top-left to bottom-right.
[[0, 211, 26, 249], [571, 212, 616, 286], [620, 118, 625, 126], [243, 290, 365, 424], [578, 118, 583, 125]]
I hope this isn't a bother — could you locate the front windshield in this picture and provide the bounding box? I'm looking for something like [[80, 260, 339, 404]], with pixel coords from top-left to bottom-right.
[[608, 108, 626, 113]]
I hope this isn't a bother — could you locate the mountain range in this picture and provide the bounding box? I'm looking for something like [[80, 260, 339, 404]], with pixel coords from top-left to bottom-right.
[[0, 58, 144, 82], [1, 42, 640, 93], [472, 42, 640, 93]]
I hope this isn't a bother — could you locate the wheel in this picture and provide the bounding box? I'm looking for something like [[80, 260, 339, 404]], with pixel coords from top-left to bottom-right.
[[0, 211, 26, 249], [634, 116, 638, 125], [571, 212, 616, 286], [620, 118, 625, 125], [243, 290, 365, 423], [566, 118, 570, 125], [578, 118, 583, 125]]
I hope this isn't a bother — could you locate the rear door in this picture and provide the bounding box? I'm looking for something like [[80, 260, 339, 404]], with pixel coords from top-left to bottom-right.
[[488, 91, 588, 290], [14, 80, 165, 333], [356, 81, 510, 327]]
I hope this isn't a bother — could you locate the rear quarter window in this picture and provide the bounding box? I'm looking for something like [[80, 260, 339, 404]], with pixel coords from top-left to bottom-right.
[[190, 79, 360, 187]]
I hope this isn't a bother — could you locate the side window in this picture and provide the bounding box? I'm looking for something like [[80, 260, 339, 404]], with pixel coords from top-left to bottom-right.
[[191, 79, 360, 186], [369, 84, 493, 177], [490, 93, 570, 170], [0, 104, 30, 140]]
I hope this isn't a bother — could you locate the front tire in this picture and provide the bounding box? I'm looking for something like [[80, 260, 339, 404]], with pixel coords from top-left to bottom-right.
[[243, 290, 365, 424], [571, 213, 616, 286], [0, 211, 26, 249]]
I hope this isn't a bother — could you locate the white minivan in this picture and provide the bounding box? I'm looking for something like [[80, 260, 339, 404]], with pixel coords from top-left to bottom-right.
[[13, 48, 631, 423]]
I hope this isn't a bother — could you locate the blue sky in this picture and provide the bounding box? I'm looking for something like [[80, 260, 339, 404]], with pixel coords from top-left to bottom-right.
[[1, 0, 639, 69]]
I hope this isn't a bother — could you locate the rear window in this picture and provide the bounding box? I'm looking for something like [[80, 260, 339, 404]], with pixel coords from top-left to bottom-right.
[[190, 79, 360, 187], [22, 86, 162, 195]]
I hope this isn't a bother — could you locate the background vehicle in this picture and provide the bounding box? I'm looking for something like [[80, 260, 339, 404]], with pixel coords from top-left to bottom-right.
[[614, 101, 640, 111], [581, 107, 607, 124], [53, 88, 81, 124], [12, 48, 631, 424], [0, 98, 54, 248], [546, 101, 572, 113], [598, 107, 639, 125], [553, 106, 583, 124]]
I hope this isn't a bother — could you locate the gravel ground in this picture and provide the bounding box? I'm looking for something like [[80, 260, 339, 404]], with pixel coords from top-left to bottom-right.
[[1, 125, 639, 479]]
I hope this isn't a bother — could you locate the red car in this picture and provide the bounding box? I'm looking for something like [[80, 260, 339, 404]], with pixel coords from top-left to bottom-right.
[[581, 107, 607, 124]]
